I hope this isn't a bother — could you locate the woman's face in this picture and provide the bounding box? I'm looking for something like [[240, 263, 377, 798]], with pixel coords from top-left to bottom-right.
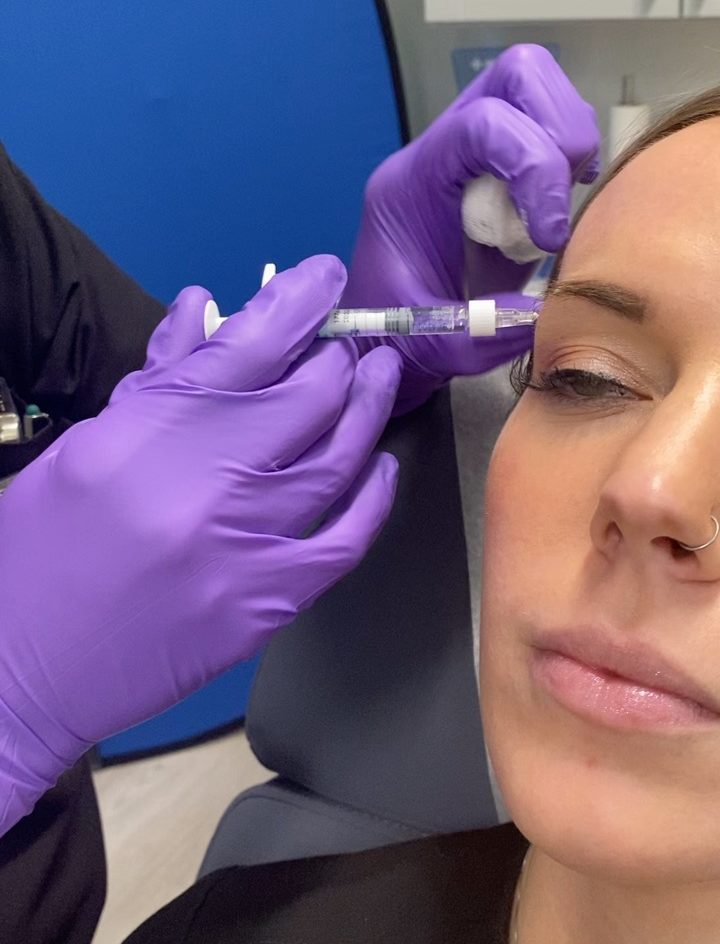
[[480, 117, 720, 884]]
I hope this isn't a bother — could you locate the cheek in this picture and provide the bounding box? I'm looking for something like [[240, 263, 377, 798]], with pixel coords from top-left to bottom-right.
[[483, 421, 536, 579], [479, 407, 720, 884], [479, 413, 555, 755], [481, 410, 571, 620], [481, 400, 607, 625]]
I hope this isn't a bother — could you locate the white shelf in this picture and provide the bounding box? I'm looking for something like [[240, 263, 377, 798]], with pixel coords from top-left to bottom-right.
[[683, 0, 720, 15], [424, 0, 681, 22]]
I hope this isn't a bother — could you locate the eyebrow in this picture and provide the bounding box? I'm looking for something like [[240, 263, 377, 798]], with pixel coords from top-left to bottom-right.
[[546, 279, 647, 323]]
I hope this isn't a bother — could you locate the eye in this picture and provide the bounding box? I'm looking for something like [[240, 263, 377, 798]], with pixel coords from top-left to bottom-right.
[[527, 367, 635, 403]]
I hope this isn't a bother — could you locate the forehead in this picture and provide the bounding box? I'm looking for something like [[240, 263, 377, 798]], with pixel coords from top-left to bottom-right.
[[563, 118, 720, 303]]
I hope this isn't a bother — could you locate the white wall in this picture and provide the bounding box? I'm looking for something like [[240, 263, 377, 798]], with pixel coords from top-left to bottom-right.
[[385, 0, 720, 161]]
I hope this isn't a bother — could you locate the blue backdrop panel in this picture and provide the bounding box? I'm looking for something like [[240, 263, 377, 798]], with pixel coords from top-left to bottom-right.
[[98, 658, 262, 760], [1, 1, 403, 757]]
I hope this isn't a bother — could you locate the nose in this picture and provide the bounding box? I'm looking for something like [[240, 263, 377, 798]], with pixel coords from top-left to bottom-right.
[[590, 384, 720, 579]]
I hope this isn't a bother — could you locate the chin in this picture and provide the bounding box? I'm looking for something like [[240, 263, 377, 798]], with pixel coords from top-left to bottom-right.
[[482, 688, 720, 886]]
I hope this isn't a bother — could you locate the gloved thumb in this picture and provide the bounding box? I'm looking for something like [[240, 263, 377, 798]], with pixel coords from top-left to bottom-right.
[[110, 286, 213, 404], [144, 285, 213, 369]]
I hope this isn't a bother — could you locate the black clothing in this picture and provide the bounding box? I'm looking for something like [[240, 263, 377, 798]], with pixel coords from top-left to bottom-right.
[[126, 823, 528, 944], [0, 140, 164, 942], [0, 141, 165, 426], [0, 760, 105, 944]]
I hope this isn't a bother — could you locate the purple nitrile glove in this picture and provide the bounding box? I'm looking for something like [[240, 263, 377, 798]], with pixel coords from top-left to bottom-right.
[[343, 43, 601, 414], [0, 256, 401, 835]]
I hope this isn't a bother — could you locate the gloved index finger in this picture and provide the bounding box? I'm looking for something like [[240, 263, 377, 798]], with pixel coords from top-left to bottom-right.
[[454, 44, 600, 184], [436, 97, 573, 251], [178, 254, 347, 393]]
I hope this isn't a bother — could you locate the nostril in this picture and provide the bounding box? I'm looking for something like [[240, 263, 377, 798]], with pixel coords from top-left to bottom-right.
[[650, 535, 693, 560], [667, 538, 694, 561]]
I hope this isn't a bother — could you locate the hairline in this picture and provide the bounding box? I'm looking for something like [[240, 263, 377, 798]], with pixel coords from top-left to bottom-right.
[[547, 89, 720, 294]]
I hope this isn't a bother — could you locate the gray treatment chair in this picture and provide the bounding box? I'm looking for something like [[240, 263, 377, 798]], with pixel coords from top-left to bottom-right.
[[200, 368, 517, 875]]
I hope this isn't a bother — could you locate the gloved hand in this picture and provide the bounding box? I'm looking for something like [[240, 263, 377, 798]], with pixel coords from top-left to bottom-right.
[[343, 43, 601, 413], [0, 256, 401, 835]]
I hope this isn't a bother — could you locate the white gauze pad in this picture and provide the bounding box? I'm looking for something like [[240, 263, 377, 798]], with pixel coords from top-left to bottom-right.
[[462, 174, 545, 265]]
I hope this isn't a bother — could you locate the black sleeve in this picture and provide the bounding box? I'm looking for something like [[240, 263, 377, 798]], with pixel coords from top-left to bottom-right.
[[123, 825, 527, 944], [0, 141, 166, 424], [0, 758, 106, 944]]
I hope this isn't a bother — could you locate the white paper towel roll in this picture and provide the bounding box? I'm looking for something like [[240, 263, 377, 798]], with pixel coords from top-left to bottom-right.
[[608, 103, 651, 163]]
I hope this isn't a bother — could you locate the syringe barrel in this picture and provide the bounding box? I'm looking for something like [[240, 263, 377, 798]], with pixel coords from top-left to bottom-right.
[[318, 306, 468, 338], [318, 308, 414, 337]]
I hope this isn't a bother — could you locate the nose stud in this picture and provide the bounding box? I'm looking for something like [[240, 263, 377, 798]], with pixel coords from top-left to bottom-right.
[[678, 515, 720, 552]]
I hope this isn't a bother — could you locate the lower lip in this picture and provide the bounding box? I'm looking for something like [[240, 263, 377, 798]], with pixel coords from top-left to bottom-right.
[[531, 649, 720, 730]]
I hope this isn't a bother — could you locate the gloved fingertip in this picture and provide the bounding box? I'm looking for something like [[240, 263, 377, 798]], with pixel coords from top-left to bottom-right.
[[358, 345, 403, 396], [300, 253, 348, 293], [529, 213, 570, 253], [578, 153, 601, 185], [365, 343, 403, 372], [378, 451, 399, 488], [168, 284, 214, 315]]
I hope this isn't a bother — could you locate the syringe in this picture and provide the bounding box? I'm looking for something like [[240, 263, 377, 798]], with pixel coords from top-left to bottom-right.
[[204, 298, 537, 341], [202, 263, 539, 340], [317, 300, 537, 338]]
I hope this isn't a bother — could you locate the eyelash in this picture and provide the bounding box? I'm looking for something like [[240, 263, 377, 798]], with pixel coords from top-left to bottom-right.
[[509, 354, 634, 403]]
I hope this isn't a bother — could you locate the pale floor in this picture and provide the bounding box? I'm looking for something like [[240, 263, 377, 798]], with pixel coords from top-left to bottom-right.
[[91, 729, 270, 944]]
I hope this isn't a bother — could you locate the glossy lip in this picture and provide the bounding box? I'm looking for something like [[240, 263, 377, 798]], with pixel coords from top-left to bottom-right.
[[532, 627, 720, 718]]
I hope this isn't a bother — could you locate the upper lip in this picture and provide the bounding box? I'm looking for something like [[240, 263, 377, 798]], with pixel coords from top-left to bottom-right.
[[533, 627, 720, 715]]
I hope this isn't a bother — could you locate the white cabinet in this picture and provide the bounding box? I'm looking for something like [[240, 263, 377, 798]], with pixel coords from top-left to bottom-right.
[[424, 1, 680, 21], [683, 0, 720, 14]]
